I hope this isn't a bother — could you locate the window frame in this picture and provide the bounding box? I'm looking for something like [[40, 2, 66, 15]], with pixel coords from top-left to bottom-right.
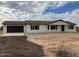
[[31, 25, 39, 30], [50, 25, 57, 30], [68, 25, 74, 29]]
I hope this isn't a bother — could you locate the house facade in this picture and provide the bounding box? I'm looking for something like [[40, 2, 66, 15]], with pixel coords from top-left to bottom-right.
[[3, 20, 76, 35]]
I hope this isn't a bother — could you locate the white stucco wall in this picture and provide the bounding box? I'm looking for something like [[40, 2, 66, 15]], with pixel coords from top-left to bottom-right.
[[24, 25, 27, 36], [65, 25, 76, 32], [48, 25, 76, 32], [24, 25, 48, 33], [48, 21, 76, 32], [3, 25, 7, 34], [24, 24, 76, 33]]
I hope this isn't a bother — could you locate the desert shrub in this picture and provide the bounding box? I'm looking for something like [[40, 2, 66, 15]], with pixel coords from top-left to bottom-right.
[[56, 45, 77, 57], [56, 50, 70, 57], [55, 39, 77, 57]]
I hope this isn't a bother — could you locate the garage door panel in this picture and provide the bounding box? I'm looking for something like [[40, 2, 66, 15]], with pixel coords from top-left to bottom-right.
[[7, 26, 24, 33]]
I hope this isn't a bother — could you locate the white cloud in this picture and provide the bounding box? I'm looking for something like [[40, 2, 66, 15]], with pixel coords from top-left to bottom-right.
[[0, 1, 79, 26], [43, 9, 79, 25], [0, 1, 68, 20]]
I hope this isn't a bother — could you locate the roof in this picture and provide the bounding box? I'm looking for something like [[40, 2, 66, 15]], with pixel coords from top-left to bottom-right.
[[2, 21, 25, 25], [25, 20, 52, 25], [3, 20, 52, 25], [52, 19, 76, 25], [2, 20, 76, 25]]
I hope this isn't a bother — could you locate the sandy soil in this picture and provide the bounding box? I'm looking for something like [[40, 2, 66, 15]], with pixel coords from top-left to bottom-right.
[[0, 32, 79, 57], [28, 33, 79, 57]]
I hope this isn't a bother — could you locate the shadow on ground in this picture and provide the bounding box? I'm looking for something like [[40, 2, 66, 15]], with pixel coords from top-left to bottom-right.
[[0, 36, 44, 57]]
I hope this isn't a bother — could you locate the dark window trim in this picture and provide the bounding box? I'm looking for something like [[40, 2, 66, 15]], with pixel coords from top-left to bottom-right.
[[50, 25, 57, 30], [68, 25, 74, 29], [31, 25, 39, 30]]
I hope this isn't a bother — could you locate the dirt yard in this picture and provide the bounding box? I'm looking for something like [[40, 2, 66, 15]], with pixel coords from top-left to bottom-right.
[[0, 32, 79, 57], [27, 33, 79, 57]]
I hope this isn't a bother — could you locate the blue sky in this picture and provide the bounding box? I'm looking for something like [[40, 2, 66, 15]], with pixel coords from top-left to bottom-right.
[[44, 1, 79, 14]]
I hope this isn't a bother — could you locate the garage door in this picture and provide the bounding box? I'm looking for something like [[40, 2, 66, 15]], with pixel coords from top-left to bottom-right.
[[7, 26, 24, 33]]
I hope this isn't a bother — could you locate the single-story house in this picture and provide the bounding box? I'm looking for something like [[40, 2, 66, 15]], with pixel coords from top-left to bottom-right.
[[2, 20, 76, 35]]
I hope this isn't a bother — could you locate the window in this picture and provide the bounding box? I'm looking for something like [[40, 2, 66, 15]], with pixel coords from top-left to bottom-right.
[[31, 25, 39, 30], [68, 25, 74, 29], [50, 25, 57, 30]]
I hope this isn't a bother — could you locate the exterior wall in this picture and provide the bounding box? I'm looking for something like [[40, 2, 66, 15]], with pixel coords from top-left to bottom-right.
[[24, 24, 76, 33], [48, 21, 76, 32], [65, 25, 76, 32], [48, 25, 76, 32], [3, 25, 7, 34], [24, 25, 48, 33], [24, 25, 27, 36]]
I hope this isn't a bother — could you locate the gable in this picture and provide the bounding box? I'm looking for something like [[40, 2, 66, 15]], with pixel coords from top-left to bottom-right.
[[50, 21, 70, 25]]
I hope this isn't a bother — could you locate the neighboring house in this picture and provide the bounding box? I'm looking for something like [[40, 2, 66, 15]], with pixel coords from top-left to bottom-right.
[[2, 20, 76, 35]]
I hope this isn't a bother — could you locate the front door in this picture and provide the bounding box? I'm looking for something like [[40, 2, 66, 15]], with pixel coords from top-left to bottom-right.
[[61, 25, 64, 32]]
